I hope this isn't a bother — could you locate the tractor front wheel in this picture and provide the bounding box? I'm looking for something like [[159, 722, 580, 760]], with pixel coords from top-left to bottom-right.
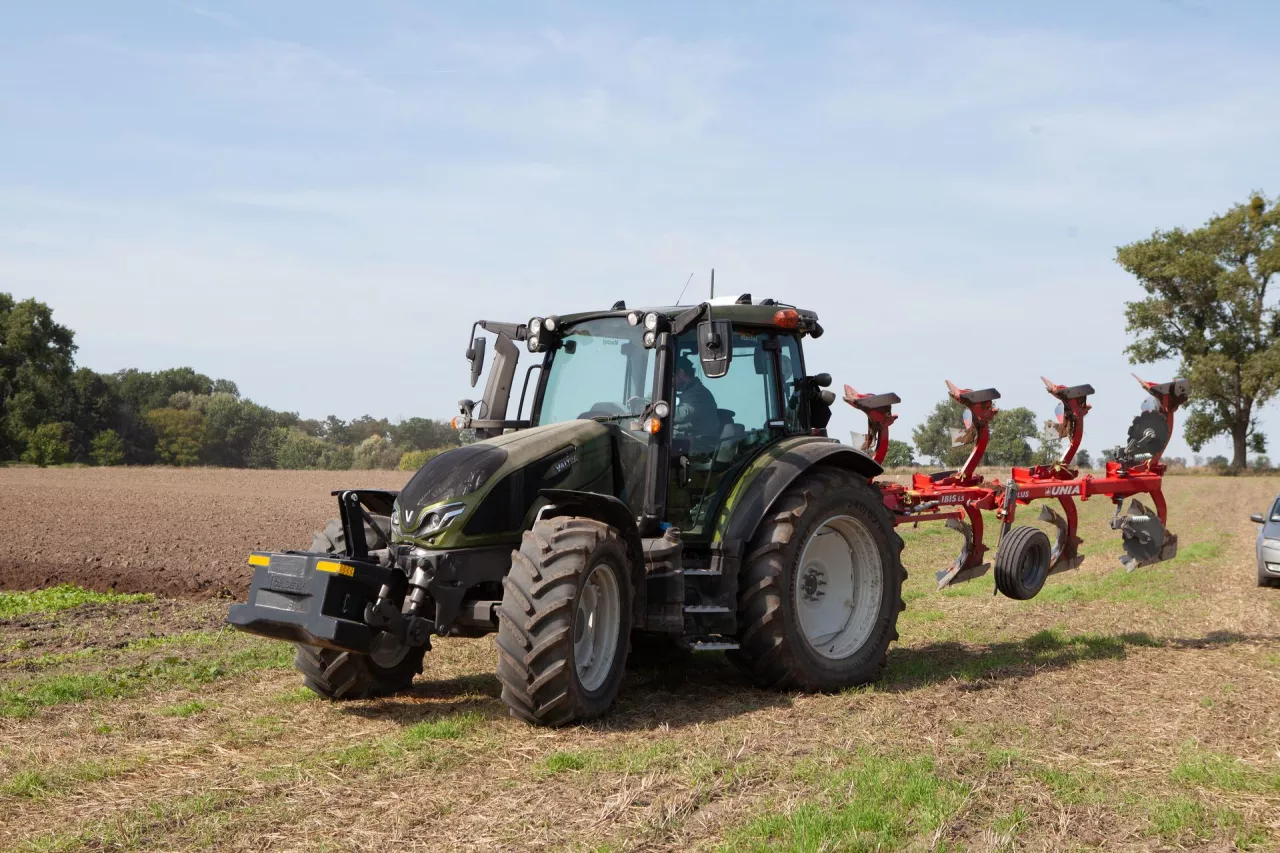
[[496, 517, 633, 726], [295, 643, 426, 700], [733, 467, 905, 691]]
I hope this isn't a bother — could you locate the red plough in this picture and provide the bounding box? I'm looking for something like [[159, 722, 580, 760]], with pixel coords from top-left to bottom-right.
[[844, 375, 1190, 600]]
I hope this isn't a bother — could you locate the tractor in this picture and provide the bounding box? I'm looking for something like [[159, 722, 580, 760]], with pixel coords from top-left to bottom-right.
[[227, 296, 1186, 726], [229, 296, 905, 725]]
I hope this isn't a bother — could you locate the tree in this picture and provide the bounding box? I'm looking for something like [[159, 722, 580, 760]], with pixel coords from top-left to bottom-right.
[[911, 400, 969, 467], [393, 417, 460, 452], [985, 407, 1037, 466], [90, 429, 125, 466], [0, 295, 76, 458], [147, 408, 205, 466], [883, 439, 915, 468], [1074, 448, 1093, 468], [21, 423, 70, 467], [352, 434, 403, 470], [1119, 193, 1280, 468], [1034, 419, 1064, 465]]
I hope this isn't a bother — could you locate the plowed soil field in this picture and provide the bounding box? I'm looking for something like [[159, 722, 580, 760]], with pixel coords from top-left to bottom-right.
[[0, 467, 406, 599], [1, 467, 1278, 851]]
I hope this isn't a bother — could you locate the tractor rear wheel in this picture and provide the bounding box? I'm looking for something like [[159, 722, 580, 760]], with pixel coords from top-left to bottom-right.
[[994, 526, 1051, 600], [496, 517, 633, 726], [733, 467, 905, 691]]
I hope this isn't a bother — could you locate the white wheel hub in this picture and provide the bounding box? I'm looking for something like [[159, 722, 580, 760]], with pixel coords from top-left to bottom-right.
[[573, 561, 622, 692], [794, 514, 883, 660]]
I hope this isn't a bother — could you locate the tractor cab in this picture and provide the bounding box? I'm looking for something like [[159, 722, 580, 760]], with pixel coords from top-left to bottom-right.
[[459, 299, 837, 544]]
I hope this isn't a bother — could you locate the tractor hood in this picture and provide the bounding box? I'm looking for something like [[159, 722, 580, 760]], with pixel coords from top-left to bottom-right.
[[391, 420, 615, 548]]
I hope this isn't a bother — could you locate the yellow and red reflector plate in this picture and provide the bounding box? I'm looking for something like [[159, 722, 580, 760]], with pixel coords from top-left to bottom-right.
[[315, 560, 355, 577]]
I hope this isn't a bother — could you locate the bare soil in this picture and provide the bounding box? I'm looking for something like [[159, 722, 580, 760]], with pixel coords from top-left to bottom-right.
[[0, 467, 406, 599]]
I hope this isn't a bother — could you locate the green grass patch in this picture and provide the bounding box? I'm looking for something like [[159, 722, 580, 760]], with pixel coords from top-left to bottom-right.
[[721, 752, 967, 852], [1170, 743, 1280, 793], [0, 584, 153, 620], [544, 751, 591, 773], [0, 637, 293, 718], [1, 757, 141, 800], [161, 699, 207, 718], [403, 710, 486, 744]]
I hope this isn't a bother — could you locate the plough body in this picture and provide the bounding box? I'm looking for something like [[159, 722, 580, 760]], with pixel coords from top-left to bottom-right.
[[845, 375, 1190, 600]]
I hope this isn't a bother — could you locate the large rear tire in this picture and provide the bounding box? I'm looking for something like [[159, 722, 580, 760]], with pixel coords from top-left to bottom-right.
[[496, 517, 633, 726], [732, 467, 905, 691]]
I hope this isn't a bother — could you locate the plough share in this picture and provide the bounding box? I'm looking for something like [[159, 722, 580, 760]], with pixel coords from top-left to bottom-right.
[[844, 375, 1190, 600]]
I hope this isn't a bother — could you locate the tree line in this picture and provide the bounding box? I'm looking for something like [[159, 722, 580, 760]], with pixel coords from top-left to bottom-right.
[[0, 293, 458, 469]]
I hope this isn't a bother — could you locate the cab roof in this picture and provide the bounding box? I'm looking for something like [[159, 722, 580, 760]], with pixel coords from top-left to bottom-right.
[[558, 299, 819, 330]]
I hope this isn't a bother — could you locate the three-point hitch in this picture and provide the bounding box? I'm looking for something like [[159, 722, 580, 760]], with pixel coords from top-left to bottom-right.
[[844, 375, 1190, 601]]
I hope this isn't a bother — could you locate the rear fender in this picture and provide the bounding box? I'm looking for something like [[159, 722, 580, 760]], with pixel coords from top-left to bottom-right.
[[712, 439, 882, 569], [537, 488, 646, 623]]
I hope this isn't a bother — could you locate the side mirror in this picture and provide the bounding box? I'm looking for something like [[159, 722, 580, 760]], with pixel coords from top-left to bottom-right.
[[811, 373, 833, 388], [1250, 512, 1265, 524], [698, 319, 732, 379], [467, 336, 487, 388]]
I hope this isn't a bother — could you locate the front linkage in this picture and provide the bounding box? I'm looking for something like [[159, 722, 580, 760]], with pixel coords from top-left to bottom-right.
[[845, 375, 1190, 601]]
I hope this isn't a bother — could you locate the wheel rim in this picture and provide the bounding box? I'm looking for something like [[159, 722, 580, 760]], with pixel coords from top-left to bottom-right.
[[369, 631, 410, 668], [573, 561, 622, 692], [794, 515, 884, 660]]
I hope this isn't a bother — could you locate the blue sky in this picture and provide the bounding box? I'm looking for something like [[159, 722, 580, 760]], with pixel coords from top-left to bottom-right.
[[3, 0, 1278, 461]]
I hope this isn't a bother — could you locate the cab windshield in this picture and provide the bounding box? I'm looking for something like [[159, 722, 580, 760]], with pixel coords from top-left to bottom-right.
[[537, 317, 655, 426]]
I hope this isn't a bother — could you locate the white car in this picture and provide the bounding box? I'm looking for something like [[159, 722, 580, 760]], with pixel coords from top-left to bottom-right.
[[1250, 500, 1280, 588]]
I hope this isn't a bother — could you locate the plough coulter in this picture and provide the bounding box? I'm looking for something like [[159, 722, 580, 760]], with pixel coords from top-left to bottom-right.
[[844, 375, 1190, 600]]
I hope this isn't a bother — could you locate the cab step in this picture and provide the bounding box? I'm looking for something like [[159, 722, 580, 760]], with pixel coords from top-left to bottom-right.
[[688, 635, 740, 652], [683, 604, 733, 614], [682, 568, 721, 577]]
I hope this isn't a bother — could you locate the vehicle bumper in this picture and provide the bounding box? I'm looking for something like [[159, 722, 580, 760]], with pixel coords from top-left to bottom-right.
[[227, 545, 513, 653], [227, 553, 393, 653]]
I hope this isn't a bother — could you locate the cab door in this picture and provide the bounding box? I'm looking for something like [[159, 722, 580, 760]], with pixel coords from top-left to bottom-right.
[[665, 326, 784, 542]]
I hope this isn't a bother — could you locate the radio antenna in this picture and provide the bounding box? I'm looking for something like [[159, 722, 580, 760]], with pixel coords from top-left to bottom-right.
[[674, 272, 694, 305], [709, 268, 715, 299]]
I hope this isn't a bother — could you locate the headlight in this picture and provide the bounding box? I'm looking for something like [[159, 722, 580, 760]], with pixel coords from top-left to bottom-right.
[[626, 311, 642, 326], [403, 502, 466, 536], [528, 333, 541, 352], [643, 312, 659, 331], [544, 315, 558, 332], [653, 400, 670, 418], [642, 330, 656, 347], [529, 317, 543, 335]]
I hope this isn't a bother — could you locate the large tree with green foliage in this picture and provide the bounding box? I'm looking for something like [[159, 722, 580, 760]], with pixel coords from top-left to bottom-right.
[[0, 295, 76, 457], [912, 400, 969, 467], [912, 398, 1039, 467], [1119, 193, 1280, 468]]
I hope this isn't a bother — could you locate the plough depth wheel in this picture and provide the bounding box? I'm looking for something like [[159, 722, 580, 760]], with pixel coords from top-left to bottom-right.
[[994, 526, 1052, 601]]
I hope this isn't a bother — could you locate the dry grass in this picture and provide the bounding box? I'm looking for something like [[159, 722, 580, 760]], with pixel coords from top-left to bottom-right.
[[1, 476, 1278, 851]]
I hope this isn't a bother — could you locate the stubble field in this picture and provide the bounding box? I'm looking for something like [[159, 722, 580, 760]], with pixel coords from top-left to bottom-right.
[[0, 467, 1277, 851]]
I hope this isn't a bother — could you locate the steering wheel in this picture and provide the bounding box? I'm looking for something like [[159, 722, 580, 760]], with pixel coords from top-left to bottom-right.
[[626, 396, 649, 416]]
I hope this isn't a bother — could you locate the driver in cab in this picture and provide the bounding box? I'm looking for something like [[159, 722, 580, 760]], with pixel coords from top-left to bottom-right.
[[673, 356, 720, 452]]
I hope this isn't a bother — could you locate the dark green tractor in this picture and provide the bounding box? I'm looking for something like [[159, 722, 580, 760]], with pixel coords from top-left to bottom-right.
[[228, 298, 905, 725]]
